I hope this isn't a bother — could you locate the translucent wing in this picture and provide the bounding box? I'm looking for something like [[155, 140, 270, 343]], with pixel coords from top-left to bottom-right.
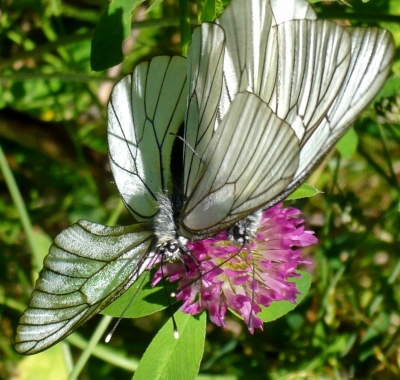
[[267, 20, 351, 140], [108, 56, 187, 221], [282, 27, 395, 195], [184, 23, 225, 197], [215, 0, 278, 120], [216, 0, 353, 141], [15, 221, 154, 354], [180, 92, 300, 238]]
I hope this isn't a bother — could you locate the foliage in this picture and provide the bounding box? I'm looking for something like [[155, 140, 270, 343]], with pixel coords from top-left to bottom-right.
[[1, 0, 400, 379]]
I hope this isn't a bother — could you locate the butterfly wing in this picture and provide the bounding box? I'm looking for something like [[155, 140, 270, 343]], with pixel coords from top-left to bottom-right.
[[108, 55, 187, 221], [16, 55, 189, 355], [283, 27, 395, 195], [180, 92, 300, 238], [15, 221, 154, 354], [184, 23, 225, 197], [217, 0, 354, 141], [215, 0, 277, 120]]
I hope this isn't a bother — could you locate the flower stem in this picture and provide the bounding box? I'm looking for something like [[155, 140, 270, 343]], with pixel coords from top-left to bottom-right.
[[0, 145, 42, 272], [179, 0, 191, 56], [67, 315, 113, 380]]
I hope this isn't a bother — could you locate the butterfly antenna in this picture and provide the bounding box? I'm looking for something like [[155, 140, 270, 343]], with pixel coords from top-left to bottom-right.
[[105, 268, 151, 343], [105, 252, 159, 343], [169, 133, 202, 161], [160, 251, 179, 339]]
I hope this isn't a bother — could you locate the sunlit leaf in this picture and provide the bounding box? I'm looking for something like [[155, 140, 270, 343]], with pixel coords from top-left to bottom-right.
[[287, 183, 321, 200], [91, 0, 146, 71], [258, 271, 312, 323], [102, 271, 178, 318], [133, 311, 206, 380]]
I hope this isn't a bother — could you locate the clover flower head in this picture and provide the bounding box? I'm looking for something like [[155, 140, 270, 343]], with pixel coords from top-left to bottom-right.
[[152, 203, 316, 333]]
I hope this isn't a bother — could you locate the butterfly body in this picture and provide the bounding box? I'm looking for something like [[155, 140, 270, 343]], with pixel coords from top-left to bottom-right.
[[154, 194, 188, 260]]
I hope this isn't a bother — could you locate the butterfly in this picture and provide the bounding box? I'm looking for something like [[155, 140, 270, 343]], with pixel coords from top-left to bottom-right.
[[15, 0, 394, 354]]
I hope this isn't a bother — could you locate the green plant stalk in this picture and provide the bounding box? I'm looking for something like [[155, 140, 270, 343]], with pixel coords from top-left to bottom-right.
[[358, 142, 396, 188], [63, 121, 99, 198], [0, 145, 42, 272], [66, 333, 140, 372], [61, 341, 74, 374], [378, 123, 398, 186], [106, 200, 125, 226], [68, 315, 113, 380], [197, 0, 203, 24], [179, 0, 191, 56]]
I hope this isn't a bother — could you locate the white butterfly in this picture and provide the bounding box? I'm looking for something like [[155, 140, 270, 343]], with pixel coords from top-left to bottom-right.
[[15, 0, 394, 354]]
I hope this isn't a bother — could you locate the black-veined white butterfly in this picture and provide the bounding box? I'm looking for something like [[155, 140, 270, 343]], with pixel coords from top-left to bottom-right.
[[15, 0, 394, 354]]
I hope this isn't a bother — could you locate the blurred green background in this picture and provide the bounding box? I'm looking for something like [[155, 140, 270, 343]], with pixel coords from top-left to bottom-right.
[[1, 0, 400, 379]]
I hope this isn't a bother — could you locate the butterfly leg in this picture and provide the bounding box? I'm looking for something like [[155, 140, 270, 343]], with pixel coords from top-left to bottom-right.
[[227, 209, 263, 245]]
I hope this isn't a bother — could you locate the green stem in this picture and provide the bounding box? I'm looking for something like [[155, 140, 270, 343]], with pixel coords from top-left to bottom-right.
[[106, 200, 125, 226], [358, 142, 398, 190], [378, 123, 398, 186], [66, 332, 140, 373], [67, 315, 113, 380], [63, 121, 99, 198], [0, 145, 42, 272], [197, 0, 203, 24], [179, 0, 191, 56]]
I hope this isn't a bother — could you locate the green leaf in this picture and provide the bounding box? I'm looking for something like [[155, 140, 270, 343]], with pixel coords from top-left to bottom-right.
[[102, 271, 178, 318], [133, 311, 206, 380], [286, 183, 321, 200], [336, 128, 358, 159], [90, 0, 145, 71], [375, 76, 400, 100], [201, 0, 216, 22], [258, 271, 312, 323]]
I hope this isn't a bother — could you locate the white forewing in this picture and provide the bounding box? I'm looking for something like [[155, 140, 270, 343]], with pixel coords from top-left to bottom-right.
[[180, 92, 299, 238], [184, 23, 225, 197], [323, 28, 394, 136], [268, 20, 351, 140], [216, 0, 278, 119], [285, 27, 395, 192], [108, 56, 187, 221], [15, 221, 154, 354]]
